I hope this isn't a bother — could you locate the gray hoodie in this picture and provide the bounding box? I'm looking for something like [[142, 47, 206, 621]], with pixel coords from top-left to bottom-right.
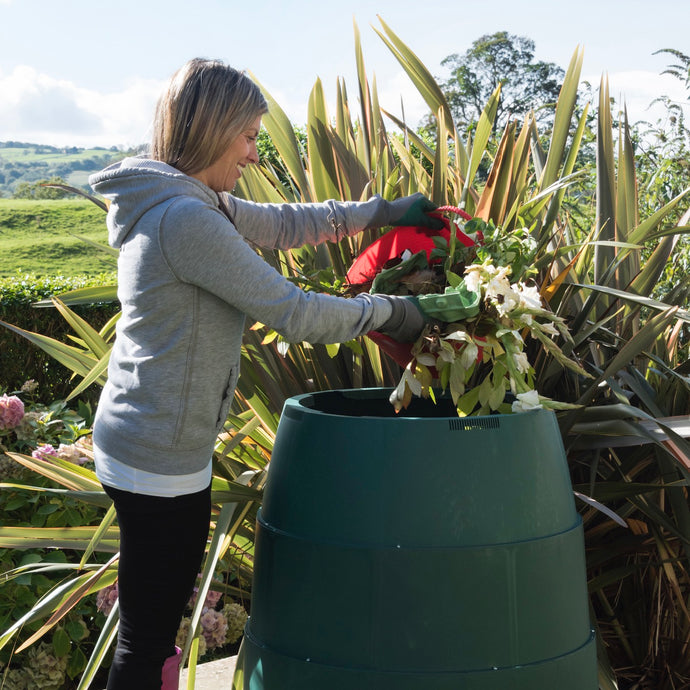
[[89, 157, 400, 477]]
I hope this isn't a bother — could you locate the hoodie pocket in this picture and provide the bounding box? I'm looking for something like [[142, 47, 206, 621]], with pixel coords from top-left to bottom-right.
[[216, 365, 239, 430]]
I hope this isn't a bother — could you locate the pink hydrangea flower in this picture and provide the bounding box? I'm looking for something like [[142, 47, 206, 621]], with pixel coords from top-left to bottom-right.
[[31, 443, 90, 465], [188, 583, 223, 609], [0, 394, 25, 430], [32, 444, 59, 461], [55, 443, 90, 465], [96, 583, 119, 615], [199, 608, 228, 649]]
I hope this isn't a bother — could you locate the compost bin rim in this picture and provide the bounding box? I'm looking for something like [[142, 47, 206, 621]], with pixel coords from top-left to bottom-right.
[[285, 388, 547, 422]]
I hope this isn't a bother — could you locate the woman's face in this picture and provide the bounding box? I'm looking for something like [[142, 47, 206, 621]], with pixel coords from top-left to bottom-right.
[[192, 115, 262, 192]]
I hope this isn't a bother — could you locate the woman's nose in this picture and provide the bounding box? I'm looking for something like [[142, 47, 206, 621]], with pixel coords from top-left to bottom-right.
[[248, 141, 260, 164]]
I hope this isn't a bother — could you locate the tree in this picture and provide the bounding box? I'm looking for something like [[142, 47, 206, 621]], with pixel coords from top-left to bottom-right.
[[655, 47, 690, 87], [12, 176, 70, 200], [438, 31, 564, 133]]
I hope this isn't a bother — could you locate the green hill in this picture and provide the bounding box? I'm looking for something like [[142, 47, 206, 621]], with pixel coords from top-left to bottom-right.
[[0, 198, 116, 277], [0, 141, 126, 198]]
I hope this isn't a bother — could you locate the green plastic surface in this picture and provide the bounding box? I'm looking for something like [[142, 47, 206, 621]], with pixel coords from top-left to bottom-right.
[[417, 283, 481, 322], [370, 250, 429, 295], [243, 389, 596, 689]]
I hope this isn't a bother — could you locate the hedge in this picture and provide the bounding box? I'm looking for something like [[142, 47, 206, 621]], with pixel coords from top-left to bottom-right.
[[0, 273, 119, 404]]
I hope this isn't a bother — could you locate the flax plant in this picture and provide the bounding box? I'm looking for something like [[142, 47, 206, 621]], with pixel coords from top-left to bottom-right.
[[0, 16, 689, 688]]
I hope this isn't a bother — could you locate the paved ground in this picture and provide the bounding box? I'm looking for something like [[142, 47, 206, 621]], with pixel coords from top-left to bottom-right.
[[180, 655, 238, 689]]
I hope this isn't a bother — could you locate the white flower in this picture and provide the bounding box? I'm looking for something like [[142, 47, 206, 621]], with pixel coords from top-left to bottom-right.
[[512, 351, 531, 374], [463, 265, 483, 293], [517, 283, 543, 310], [511, 390, 542, 412], [485, 269, 513, 301], [496, 292, 520, 316], [482, 268, 519, 314]]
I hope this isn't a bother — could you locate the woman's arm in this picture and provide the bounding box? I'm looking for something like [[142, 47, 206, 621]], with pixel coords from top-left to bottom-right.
[[160, 199, 395, 344], [222, 193, 438, 250]]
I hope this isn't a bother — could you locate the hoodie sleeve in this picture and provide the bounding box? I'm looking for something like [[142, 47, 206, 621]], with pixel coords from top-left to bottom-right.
[[158, 197, 394, 344], [222, 194, 395, 249]]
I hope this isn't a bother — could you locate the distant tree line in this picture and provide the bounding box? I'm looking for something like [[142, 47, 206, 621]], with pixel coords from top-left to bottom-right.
[[0, 141, 118, 153], [0, 144, 125, 198]]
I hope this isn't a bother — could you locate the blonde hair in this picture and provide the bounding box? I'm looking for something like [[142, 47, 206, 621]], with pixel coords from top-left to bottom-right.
[[151, 58, 268, 175]]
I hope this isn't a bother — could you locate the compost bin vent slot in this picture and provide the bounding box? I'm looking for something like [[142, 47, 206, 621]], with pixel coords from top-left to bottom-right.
[[448, 417, 501, 432]]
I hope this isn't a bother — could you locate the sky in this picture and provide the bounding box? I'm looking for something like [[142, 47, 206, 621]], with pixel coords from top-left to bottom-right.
[[0, 0, 688, 149]]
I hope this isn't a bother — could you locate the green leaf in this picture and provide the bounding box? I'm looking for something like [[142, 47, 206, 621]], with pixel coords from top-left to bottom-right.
[[448, 358, 466, 404], [571, 283, 690, 323], [432, 106, 449, 204], [307, 80, 341, 202], [373, 16, 461, 170], [0, 318, 98, 377], [79, 503, 117, 568], [33, 285, 118, 307], [456, 387, 481, 417], [6, 452, 102, 491], [0, 484, 111, 509], [49, 297, 111, 358], [0, 564, 113, 652], [52, 626, 71, 656], [0, 525, 119, 551], [465, 84, 501, 195], [76, 600, 119, 690], [325, 343, 340, 358], [182, 470, 264, 666], [66, 646, 88, 680], [628, 188, 690, 246], [576, 306, 680, 407], [539, 46, 584, 191], [249, 73, 312, 200]]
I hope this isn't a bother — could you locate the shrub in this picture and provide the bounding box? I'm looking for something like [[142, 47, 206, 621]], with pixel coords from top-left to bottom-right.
[[0, 274, 118, 403], [0, 382, 109, 688]]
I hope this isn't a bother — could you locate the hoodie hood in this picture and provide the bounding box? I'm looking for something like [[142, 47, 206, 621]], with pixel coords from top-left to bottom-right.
[[89, 157, 219, 248]]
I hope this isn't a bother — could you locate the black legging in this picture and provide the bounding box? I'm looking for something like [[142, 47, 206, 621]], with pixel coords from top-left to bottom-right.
[[102, 483, 212, 690]]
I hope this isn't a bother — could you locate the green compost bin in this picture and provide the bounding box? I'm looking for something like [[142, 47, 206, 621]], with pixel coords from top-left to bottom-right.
[[242, 388, 597, 689]]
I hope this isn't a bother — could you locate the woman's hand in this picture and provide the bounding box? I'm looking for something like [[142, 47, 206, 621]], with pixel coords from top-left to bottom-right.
[[376, 295, 428, 343], [388, 193, 444, 230]]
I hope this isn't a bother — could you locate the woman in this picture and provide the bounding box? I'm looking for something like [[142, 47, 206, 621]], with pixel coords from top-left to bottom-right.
[[89, 57, 440, 690]]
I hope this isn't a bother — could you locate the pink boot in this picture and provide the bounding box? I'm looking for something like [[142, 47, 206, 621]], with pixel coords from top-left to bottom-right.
[[161, 646, 182, 690]]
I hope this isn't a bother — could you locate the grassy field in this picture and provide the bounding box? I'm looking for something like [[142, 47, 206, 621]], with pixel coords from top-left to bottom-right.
[[0, 198, 116, 277], [0, 146, 115, 164]]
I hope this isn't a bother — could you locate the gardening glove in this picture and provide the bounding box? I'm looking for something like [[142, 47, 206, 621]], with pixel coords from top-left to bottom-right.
[[388, 193, 445, 230], [376, 295, 428, 343], [370, 250, 429, 295]]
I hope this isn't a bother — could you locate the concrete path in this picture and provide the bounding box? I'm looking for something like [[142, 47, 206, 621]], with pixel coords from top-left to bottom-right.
[[180, 655, 238, 689]]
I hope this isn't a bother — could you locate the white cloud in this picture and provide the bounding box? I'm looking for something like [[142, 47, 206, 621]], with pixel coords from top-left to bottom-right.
[[376, 68, 689, 132], [376, 70, 430, 127], [262, 68, 431, 131], [0, 63, 685, 150], [0, 66, 162, 148], [583, 70, 688, 126]]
